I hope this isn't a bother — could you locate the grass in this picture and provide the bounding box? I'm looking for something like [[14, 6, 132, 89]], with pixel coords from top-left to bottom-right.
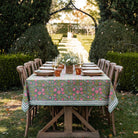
[[77, 35, 94, 53], [0, 90, 138, 138]]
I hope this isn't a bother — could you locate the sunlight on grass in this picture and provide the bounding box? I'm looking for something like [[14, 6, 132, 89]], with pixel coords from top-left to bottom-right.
[[0, 127, 8, 132]]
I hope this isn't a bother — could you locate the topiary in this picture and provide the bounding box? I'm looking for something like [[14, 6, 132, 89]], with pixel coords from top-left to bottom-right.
[[12, 24, 59, 62], [89, 19, 137, 62]]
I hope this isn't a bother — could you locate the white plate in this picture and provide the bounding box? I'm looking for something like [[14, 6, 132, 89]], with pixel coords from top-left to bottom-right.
[[43, 64, 53, 67], [82, 64, 97, 67], [82, 70, 103, 76], [35, 70, 54, 76], [81, 67, 99, 70], [83, 62, 94, 65], [46, 61, 54, 64], [40, 67, 54, 70]]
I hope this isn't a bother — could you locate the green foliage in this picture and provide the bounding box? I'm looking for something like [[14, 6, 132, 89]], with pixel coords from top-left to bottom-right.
[[89, 19, 137, 62], [0, 54, 34, 91], [12, 24, 59, 62], [106, 52, 138, 93], [0, 0, 52, 53], [96, 0, 137, 30]]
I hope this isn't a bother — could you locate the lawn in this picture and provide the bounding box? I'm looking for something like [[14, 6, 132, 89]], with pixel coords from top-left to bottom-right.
[[0, 90, 137, 138]]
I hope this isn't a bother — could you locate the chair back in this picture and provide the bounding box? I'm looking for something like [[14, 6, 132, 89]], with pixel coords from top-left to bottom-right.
[[113, 65, 123, 90], [24, 62, 32, 76], [108, 63, 116, 80], [16, 65, 27, 88], [97, 59, 101, 67], [103, 60, 110, 75], [34, 58, 42, 69], [28, 61, 35, 73], [100, 59, 106, 70]]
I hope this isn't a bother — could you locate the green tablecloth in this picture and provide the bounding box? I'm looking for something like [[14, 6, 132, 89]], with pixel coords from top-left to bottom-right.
[[22, 70, 118, 113]]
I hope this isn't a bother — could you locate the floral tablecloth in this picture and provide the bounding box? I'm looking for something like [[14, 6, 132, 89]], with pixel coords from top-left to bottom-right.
[[22, 70, 118, 113]]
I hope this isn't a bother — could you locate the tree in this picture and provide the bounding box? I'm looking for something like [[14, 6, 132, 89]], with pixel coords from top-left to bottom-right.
[[0, 0, 52, 53]]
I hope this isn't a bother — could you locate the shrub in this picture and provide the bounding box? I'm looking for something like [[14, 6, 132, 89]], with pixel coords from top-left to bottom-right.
[[106, 52, 138, 93], [0, 54, 34, 91], [12, 24, 59, 62], [89, 19, 137, 62]]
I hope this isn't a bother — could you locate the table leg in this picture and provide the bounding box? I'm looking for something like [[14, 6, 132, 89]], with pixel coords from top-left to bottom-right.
[[64, 106, 72, 133]]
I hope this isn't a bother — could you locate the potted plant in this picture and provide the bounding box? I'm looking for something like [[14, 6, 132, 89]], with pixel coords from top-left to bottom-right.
[[60, 52, 79, 74]]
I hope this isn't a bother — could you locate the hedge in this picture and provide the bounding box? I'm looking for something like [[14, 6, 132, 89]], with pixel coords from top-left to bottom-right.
[[106, 52, 138, 93], [0, 54, 34, 91]]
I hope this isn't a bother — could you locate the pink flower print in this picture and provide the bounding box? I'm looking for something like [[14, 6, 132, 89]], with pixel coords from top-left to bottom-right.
[[100, 91, 103, 94], [99, 82, 102, 86], [35, 94, 37, 97], [95, 90, 98, 94], [38, 91, 41, 95], [76, 90, 80, 94], [106, 80, 108, 83], [80, 82, 83, 86], [86, 80, 89, 83], [92, 93, 95, 96], [73, 88, 76, 91], [62, 92, 65, 95], [87, 96, 89, 98], [61, 82, 64, 86], [34, 89, 37, 92], [43, 93, 45, 95], [92, 97, 95, 100], [35, 83, 37, 86], [49, 97, 51, 99], [73, 93, 75, 96], [68, 96, 70, 99], [80, 87, 83, 91], [30, 97, 32, 100], [80, 98, 83, 101], [54, 94, 56, 97], [49, 81, 51, 84], [110, 91, 113, 95], [99, 98, 102, 101], [35, 98, 37, 100], [34, 80, 37, 82], [55, 98, 57, 101], [67, 80, 70, 83], [62, 98, 64, 101], [24, 93, 27, 96], [99, 87, 102, 91], [54, 88, 57, 92], [42, 83, 45, 86], [73, 97, 76, 100], [54, 82, 57, 85], [30, 82, 32, 84], [92, 88, 95, 91], [92, 81, 94, 84], [81, 92, 83, 94], [73, 81, 76, 85], [61, 88, 64, 91], [109, 96, 111, 98], [42, 88, 45, 92], [57, 91, 61, 94]]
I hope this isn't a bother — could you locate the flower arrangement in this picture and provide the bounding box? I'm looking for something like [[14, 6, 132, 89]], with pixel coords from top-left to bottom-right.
[[59, 52, 79, 66]]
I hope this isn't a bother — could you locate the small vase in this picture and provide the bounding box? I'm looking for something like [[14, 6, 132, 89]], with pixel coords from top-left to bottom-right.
[[66, 65, 73, 74]]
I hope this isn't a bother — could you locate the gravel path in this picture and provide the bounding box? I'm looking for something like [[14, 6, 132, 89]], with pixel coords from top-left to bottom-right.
[[58, 37, 89, 62]]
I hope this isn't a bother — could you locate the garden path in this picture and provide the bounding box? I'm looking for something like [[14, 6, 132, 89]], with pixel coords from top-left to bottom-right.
[[58, 37, 89, 62]]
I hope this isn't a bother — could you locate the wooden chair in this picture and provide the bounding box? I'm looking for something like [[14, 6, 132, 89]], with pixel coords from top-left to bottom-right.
[[108, 63, 116, 80], [99, 58, 105, 70], [34, 58, 43, 69], [103, 60, 110, 75], [97, 59, 101, 67], [24, 62, 32, 76], [16, 65, 27, 88], [108, 65, 123, 136], [16, 65, 37, 137]]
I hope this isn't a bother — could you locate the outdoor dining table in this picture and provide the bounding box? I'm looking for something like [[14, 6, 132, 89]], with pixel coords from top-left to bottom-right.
[[22, 65, 118, 138]]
